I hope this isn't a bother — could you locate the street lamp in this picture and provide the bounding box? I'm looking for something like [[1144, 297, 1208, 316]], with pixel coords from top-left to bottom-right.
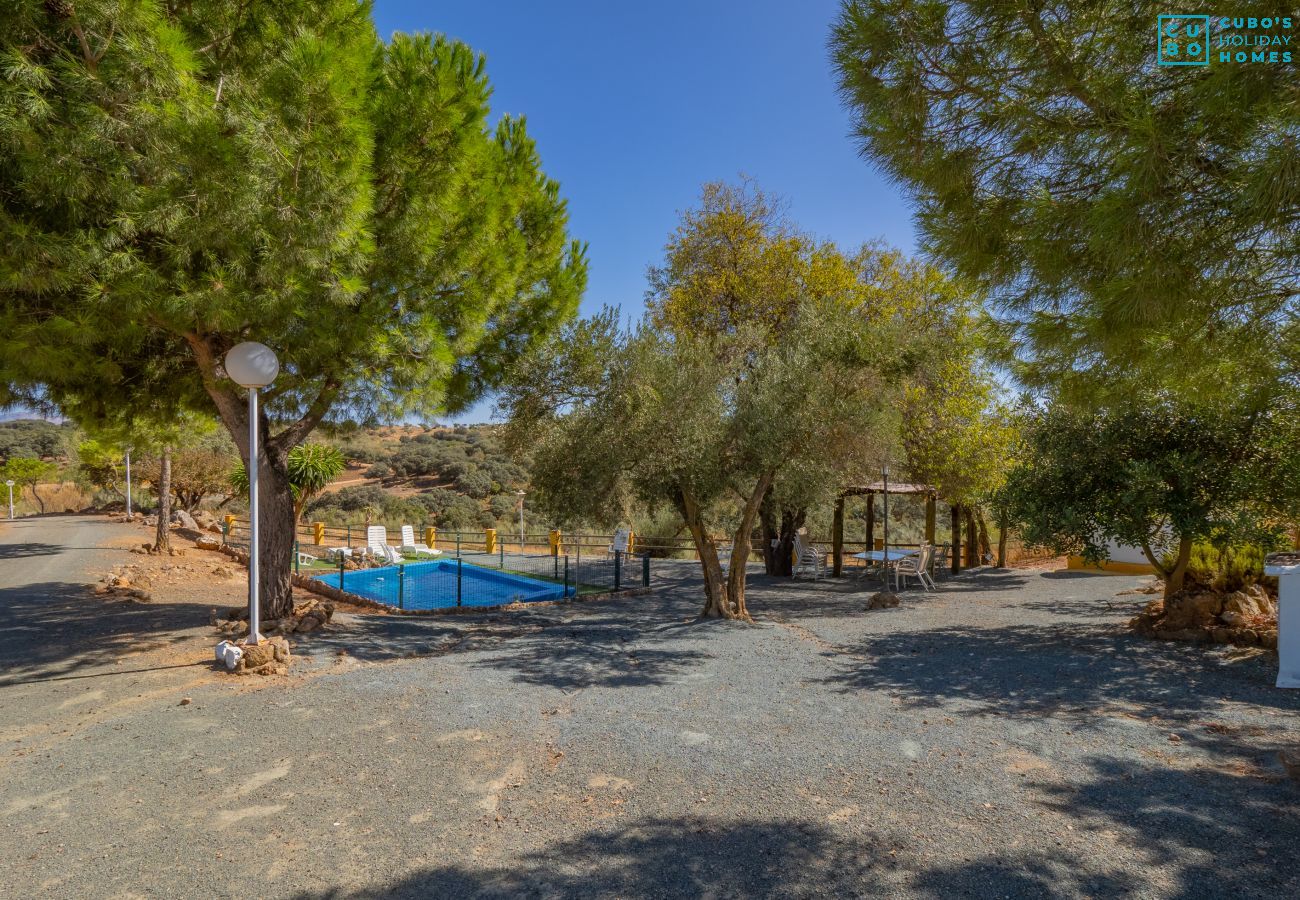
[[124, 445, 133, 518], [225, 341, 280, 646], [5, 480, 13, 520], [515, 490, 526, 547]]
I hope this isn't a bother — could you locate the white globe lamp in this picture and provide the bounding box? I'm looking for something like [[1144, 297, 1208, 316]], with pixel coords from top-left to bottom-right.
[[225, 341, 280, 646]]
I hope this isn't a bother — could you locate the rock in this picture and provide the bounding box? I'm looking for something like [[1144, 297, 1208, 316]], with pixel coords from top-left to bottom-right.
[[1163, 592, 1223, 629], [179, 697, 192, 706], [211, 566, 236, 579], [1212, 627, 1231, 644], [866, 591, 901, 610], [1260, 631, 1279, 650], [295, 616, 320, 634], [1221, 587, 1275, 622], [171, 509, 199, 531], [241, 642, 278, 669], [194, 535, 222, 551], [114, 576, 132, 588]]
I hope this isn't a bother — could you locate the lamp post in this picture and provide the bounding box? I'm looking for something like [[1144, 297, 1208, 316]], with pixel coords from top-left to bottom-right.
[[224, 341, 280, 645], [881, 464, 890, 588], [516, 490, 526, 548], [124, 446, 133, 518], [5, 480, 13, 520]]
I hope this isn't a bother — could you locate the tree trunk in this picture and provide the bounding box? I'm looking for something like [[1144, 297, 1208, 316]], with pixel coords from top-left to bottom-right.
[[153, 446, 172, 553], [679, 491, 731, 619], [975, 508, 992, 565], [759, 492, 801, 577], [950, 504, 960, 574], [719, 471, 773, 621], [996, 507, 1008, 568], [1161, 535, 1194, 600], [258, 455, 298, 620], [29, 484, 45, 514], [964, 506, 979, 568]]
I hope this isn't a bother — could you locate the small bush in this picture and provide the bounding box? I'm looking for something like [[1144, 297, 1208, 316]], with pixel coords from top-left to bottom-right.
[[1166, 542, 1278, 594], [364, 462, 392, 479]]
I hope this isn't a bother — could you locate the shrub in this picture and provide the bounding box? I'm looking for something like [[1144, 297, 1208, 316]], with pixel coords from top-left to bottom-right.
[[364, 462, 392, 479], [1167, 542, 1280, 594]]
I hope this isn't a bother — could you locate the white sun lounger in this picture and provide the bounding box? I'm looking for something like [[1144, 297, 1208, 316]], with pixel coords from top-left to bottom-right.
[[401, 525, 441, 558], [366, 526, 403, 564]]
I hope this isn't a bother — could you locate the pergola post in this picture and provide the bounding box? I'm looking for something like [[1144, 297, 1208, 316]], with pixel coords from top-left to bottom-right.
[[924, 494, 936, 546], [832, 495, 845, 577], [950, 504, 961, 574], [865, 492, 875, 553]]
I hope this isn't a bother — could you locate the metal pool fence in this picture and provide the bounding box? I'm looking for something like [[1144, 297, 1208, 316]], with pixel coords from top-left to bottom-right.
[[306, 549, 648, 611]]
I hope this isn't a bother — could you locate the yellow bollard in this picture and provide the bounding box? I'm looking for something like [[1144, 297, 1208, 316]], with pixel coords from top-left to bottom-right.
[[549, 529, 563, 556], [484, 528, 496, 555], [425, 526, 436, 549], [224, 514, 237, 532], [627, 531, 636, 555], [313, 521, 326, 545]]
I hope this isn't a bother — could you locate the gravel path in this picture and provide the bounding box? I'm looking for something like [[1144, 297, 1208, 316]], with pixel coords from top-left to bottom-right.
[[1, 515, 1298, 898]]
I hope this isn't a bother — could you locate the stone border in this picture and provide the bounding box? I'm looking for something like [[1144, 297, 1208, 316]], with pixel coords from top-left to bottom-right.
[[212, 541, 651, 617]]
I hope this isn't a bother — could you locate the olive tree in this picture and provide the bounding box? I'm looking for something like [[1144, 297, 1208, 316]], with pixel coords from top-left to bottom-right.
[[503, 304, 903, 621]]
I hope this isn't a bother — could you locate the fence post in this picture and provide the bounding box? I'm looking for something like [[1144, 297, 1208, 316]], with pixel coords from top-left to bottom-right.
[[346, 523, 351, 547], [456, 557, 463, 607], [499, 538, 505, 569], [564, 554, 570, 597], [294, 541, 300, 574], [222, 519, 229, 547], [576, 540, 581, 589], [338, 554, 345, 591], [397, 563, 405, 610], [614, 550, 622, 591], [456, 532, 461, 559], [642, 553, 650, 588]]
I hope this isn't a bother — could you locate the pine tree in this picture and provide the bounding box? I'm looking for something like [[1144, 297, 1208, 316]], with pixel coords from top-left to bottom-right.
[[830, 3, 1299, 397], [0, 1, 586, 618]]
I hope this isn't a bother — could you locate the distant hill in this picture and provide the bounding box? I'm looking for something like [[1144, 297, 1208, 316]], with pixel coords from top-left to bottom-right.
[[306, 424, 530, 531]]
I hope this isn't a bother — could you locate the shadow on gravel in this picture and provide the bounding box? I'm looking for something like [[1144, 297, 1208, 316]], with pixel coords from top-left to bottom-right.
[[305, 589, 714, 690], [292, 817, 896, 898], [1032, 752, 1300, 899], [822, 622, 1300, 719], [0, 582, 207, 683]]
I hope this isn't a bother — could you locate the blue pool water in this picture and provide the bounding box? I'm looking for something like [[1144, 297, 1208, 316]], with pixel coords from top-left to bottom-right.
[[313, 558, 574, 610]]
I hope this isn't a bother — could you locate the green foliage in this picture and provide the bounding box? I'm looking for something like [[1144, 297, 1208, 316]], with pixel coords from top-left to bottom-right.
[[1171, 542, 1278, 595], [0, 420, 72, 462], [0, 455, 59, 512], [1003, 400, 1292, 582], [0, 0, 585, 477], [75, 439, 123, 497], [830, 2, 1299, 398], [231, 443, 344, 518]]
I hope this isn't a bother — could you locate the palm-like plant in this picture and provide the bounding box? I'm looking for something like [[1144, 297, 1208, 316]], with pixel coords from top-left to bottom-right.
[[231, 444, 346, 523]]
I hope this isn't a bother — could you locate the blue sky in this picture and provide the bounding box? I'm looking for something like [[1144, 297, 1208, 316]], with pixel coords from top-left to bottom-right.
[[370, 0, 919, 421]]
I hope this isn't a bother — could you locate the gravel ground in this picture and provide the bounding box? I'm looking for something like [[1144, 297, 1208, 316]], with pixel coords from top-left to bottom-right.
[[1, 515, 1299, 899]]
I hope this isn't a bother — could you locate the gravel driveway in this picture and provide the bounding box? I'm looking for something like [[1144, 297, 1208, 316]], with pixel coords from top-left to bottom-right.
[[2, 515, 1298, 898]]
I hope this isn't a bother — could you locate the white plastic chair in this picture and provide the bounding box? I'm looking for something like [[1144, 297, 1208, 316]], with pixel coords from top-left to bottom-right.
[[366, 525, 403, 564], [400, 525, 440, 558], [894, 544, 936, 592], [607, 528, 630, 557], [792, 532, 827, 580]]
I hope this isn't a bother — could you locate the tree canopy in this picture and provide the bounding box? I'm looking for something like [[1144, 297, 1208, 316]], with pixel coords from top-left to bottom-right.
[[0, 1, 585, 616], [830, 3, 1299, 397]]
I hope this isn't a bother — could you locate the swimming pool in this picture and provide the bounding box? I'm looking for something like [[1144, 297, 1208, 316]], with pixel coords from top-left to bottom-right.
[[313, 558, 575, 610]]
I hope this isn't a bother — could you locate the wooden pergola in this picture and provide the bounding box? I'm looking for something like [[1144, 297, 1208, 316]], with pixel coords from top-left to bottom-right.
[[830, 482, 972, 577]]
